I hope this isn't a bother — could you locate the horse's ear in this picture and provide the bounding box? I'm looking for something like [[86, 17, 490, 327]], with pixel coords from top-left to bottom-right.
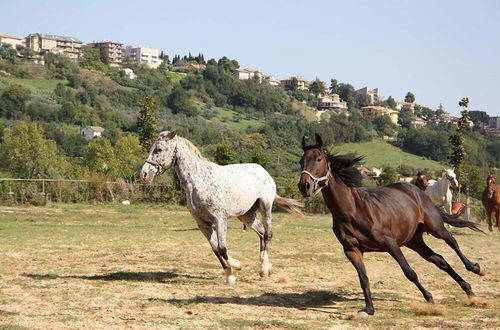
[[315, 133, 323, 148], [168, 131, 177, 139], [301, 136, 307, 151]]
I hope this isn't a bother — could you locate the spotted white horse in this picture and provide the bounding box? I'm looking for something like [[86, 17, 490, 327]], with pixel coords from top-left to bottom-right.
[[141, 131, 303, 285], [426, 168, 459, 213]]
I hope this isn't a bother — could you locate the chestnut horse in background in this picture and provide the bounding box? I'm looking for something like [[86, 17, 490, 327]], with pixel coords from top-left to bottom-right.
[[415, 173, 429, 191], [298, 134, 485, 316], [482, 174, 500, 232]]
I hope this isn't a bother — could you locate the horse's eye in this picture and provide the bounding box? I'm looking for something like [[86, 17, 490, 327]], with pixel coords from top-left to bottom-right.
[[155, 148, 162, 153], [317, 158, 322, 162]]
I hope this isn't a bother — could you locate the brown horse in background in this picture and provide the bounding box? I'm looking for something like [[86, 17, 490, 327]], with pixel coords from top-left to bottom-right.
[[415, 173, 429, 191], [298, 134, 484, 316], [482, 174, 500, 232]]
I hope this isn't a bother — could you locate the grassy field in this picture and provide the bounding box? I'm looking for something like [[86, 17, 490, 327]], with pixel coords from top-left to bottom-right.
[[333, 139, 444, 171], [0, 204, 498, 329], [0, 77, 65, 96]]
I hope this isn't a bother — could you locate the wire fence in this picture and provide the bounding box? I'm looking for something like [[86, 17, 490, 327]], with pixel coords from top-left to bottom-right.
[[0, 178, 181, 205]]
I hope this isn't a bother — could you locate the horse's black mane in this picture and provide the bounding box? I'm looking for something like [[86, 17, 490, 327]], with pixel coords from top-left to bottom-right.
[[325, 151, 364, 187]]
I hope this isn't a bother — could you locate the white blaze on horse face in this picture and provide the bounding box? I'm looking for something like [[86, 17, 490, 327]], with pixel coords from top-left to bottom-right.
[[445, 168, 459, 186]]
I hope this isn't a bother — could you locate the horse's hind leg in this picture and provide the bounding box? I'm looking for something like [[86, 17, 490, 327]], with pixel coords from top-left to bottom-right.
[[385, 238, 434, 303], [424, 214, 485, 276], [495, 210, 499, 231], [405, 227, 474, 296], [238, 209, 269, 277], [258, 198, 273, 277]]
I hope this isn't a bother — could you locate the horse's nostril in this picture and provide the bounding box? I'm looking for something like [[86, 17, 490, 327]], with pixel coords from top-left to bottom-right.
[[305, 182, 310, 190]]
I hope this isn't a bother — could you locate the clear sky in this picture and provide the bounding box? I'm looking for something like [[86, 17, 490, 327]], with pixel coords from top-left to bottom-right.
[[1, 0, 499, 116]]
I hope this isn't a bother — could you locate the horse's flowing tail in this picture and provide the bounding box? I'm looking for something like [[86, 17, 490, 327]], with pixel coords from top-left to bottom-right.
[[439, 207, 483, 233], [274, 195, 305, 217]]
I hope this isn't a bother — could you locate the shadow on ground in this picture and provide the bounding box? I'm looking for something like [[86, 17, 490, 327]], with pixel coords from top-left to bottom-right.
[[23, 271, 214, 282], [149, 290, 360, 310]]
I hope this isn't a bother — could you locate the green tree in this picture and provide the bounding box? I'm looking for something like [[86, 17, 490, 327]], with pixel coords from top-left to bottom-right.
[[0, 122, 67, 178], [83, 137, 116, 175], [329, 79, 339, 94], [386, 96, 396, 109], [250, 148, 268, 169], [468, 110, 489, 125], [309, 78, 325, 97], [404, 92, 415, 103], [377, 166, 398, 186], [99, 47, 109, 65], [137, 95, 158, 152], [289, 77, 299, 92], [214, 143, 236, 165], [80, 45, 106, 71], [0, 84, 31, 119], [449, 97, 470, 180], [114, 135, 143, 179], [167, 85, 198, 117]]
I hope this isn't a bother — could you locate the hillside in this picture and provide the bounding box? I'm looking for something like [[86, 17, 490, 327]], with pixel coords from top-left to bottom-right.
[[332, 139, 443, 171]]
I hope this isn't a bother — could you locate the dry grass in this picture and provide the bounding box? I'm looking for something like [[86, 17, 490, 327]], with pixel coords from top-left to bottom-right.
[[410, 302, 445, 316], [0, 204, 499, 329]]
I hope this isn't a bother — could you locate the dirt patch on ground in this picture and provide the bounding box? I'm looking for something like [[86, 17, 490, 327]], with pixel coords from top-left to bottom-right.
[[0, 204, 498, 329]]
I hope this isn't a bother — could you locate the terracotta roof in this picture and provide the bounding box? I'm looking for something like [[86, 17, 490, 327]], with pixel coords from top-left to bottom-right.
[[0, 33, 23, 40]]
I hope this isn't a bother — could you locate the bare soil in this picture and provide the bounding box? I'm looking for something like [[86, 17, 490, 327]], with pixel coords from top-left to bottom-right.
[[0, 204, 498, 329]]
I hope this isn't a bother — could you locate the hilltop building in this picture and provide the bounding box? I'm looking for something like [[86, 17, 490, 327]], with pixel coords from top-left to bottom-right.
[[488, 116, 500, 129], [80, 126, 104, 140], [281, 76, 309, 91], [361, 106, 399, 124], [317, 94, 348, 111], [232, 68, 263, 82], [265, 75, 280, 86], [356, 87, 379, 104], [25, 33, 82, 60], [396, 101, 415, 111], [123, 46, 162, 68], [0, 33, 24, 48], [88, 41, 123, 67]]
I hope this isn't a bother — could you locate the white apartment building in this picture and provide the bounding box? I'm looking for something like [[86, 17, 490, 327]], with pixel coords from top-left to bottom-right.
[[123, 46, 162, 68]]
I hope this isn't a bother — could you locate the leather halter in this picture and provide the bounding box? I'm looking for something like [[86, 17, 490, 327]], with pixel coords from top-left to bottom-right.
[[145, 145, 177, 176], [445, 173, 456, 184], [301, 160, 331, 195]]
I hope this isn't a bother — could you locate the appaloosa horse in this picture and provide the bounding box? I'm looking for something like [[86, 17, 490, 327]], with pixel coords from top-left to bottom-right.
[[298, 134, 484, 316], [415, 173, 429, 191], [482, 174, 500, 232], [141, 131, 303, 284]]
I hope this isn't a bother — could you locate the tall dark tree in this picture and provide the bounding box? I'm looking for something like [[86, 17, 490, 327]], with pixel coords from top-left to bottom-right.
[[449, 97, 469, 177], [99, 47, 109, 65], [404, 92, 415, 103], [386, 96, 396, 109], [329, 79, 339, 94], [137, 95, 158, 152], [309, 78, 326, 96]]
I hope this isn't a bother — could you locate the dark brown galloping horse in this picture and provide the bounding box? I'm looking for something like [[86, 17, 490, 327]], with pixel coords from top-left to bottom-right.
[[482, 174, 500, 232], [415, 173, 429, 191], [298, 134, 485, 316]]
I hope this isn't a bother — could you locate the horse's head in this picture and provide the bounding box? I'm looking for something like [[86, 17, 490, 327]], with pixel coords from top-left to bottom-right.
[[486, 174, 497, 199], [443, 168, 459, 187], [298, 133, 330, 197], [140, 131, 177, 184], [415, 173, 429, 191]]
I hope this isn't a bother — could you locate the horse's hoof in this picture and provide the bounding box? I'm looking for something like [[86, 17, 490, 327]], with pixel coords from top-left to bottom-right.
[[477, 264, 486, 276], [228, 258, 242, 270], [356, 311, 370, 318], [226, 275, 236, 285], [259, 270, 269, 278]]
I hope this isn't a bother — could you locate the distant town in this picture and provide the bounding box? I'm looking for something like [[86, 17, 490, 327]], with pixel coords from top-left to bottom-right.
[[0, 31, 498, 132]]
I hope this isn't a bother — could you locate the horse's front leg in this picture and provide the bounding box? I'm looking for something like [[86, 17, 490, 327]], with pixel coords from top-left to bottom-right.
[[486, 211, 493, 232], [197, 219, 239, 285], [344, 248, 374, 316], [214, 217, 241, 285]]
